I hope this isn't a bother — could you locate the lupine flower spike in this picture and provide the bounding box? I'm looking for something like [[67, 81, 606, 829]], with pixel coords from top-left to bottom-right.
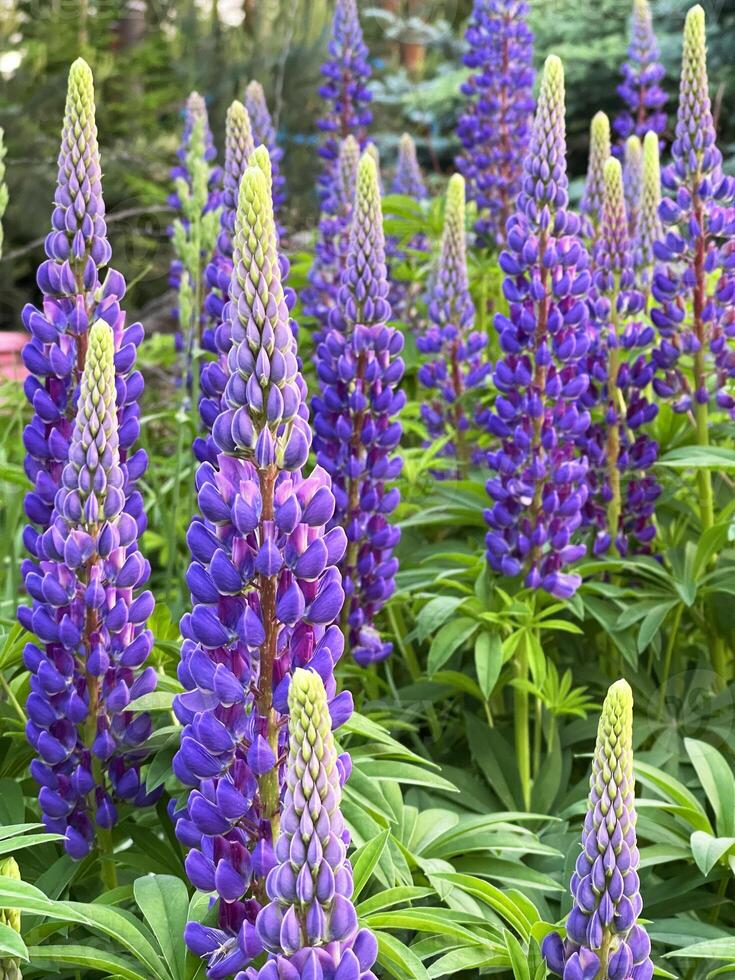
[[633, 131, 661, 296], [651, 4, 735, 536], [623, 136, 643, 238], [417, 174, 490, 474], [175, 150, 353, 979], [581, 112, 611, 240], [316, 0, 372, 204], [0, 127, 7, 259], [391, 133, 426, 200], [543, 679, 653, 980], [484, 54, 592, 600], [581, 158, 660, 557], [237, 668, 378, 980], [245, 81, 286, 226], [615, 0, 667, 146], [20, 320, 157, 861], [303, 136, 361, 338], [0, 857, 22, 980], [312, 153, 405, 665], [456, 0, 535, 247]]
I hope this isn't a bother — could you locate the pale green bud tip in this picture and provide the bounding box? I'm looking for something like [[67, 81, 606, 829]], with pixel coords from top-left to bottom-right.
[[643, 131, 660, 177], [685, 3, 705, 39], [365, 142, 380, 172], [446, 173, 465, 218], [358, 151, 379, 195], [228, 100, 249, 130], [601, 678, 634, 728], [85, 321, 116, 397], [0, 857, 21, 935], [249, 144, 272, 187], [591, 111, 611, 146], [69, 57, 94, 93], [288, 668, 331, 741], [604, 157, 623, 188], [543, 54, 564, 89]]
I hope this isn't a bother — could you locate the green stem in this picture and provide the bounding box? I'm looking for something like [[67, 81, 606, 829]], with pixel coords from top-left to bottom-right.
[[657, 603, 683, 719], [97, 827, 118, 892], [515, 634, 531, 811], [0, 672, 26, 725], [532, 695, 543, 779], [165, 406, 188, 610]]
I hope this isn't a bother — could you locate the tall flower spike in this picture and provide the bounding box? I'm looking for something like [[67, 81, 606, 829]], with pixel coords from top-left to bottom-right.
[[0, 857, 22, 980], [543, 680, 653, 980], [316, 0, 372, 204], [455, 0, 535, 247], [418, 174, 490, 473], [623, 135, 643, 238], [391, 133, 426, 199], [614, 0, 667, 146], [651, 5, 735, 536], [21, 58, 147, 641], [580, 158, 660, 558], [633, 131, 661, 294], [176, 150, 351, 979], [245, 81, 286, 225], [20, 320, 157, 861], [239, 669, 378, 980], [312, 153, 405, 665], [581, 112, 611, 239], [484, 55, 592, 599], [303, 136, 361, 337]]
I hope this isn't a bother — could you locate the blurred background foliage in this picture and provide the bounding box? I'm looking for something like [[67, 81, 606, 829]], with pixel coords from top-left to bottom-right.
[[1, 0, 734, 326]]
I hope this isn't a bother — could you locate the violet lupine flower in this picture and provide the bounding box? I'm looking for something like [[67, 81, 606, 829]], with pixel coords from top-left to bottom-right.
[[21, 59, 146, 578], [20, 320, 157, 860], [484, 55, 593, 600], [614, 0, 667, 146], [455, 0, 535, 247], [302, 136, 361, 338], [175, 154, 353, 979], [581, 112, 611, 240], [316, 0, 372, 205], [623, 136, 643, 239], [580, 158, 660, 557], [168, 91, 222, 296], [312, 153, 404, 666], [391, 133, 427, 200], [633, 131, 662, 295], [542, 680, 653, 980], [417, 174, 490, 473], [236, 668, 378, 980], [651, 4, 735, 533], [245, 81, 286, 225]]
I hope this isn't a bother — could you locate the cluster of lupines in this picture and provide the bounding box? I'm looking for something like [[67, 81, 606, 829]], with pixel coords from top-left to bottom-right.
[[316, 0, 372, 205], [0, 857, 22, 980], [20, 319, 157, 860], [236, 669, 378, 980], [623, 136, 643, 238], [387, 134, 428, 323], [614, 0, 667, 146], [651, 4, 735, 533], [302, 136, 361, 338], [245, 81, 286, 228], [581, 158, 660, 557], [174, 152, 354, 978], [455, 0, 535, 247], [543, 680, 653, 980], [632, 131, 661, 295], [417, 174, 490, 473], [0, 126, 7, 258], [581, 112, 612, 241], [312, 154, 404, 666], [484, 55, 592, 600]]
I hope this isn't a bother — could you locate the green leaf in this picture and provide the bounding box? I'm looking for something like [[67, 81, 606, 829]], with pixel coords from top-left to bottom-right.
[[357, 886, 434, 916], [365, 910, 487, 946], [658, 446, 735, 469], [352, 829, 391, 900], [134, 875, 189, 980], [415, 596, 465, 642], [637, 601, 677, 653], [432, 873, 532, 938], [27, 944, 148, 980], [666, 938, 735, 961], [685, 739, 735, 836], [474, 632, 503, 699], [427, 947, 504, 977], [689, 831, 735, 876], [376, 931, 431, 980], [428, 618, 477, 674], [0, 922, 27, 961], [504, 929, 530, 980], [355, 762, 457, 793]]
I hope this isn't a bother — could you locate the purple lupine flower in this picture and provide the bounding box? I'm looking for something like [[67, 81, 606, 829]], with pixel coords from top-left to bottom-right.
[[417, 174, 490, 474], [543, 680, 653, 980], [20, 319, 157, 860], [623, 135, 643, 239], [581, 112, 611, 240], [312, 153, 404, 666], [302, 136, 361, 338], [580, 158, 660, 558], [614, 0, 667, 146], [316, 0, 372, 205], [21, 58, 146, 589], [455, 0, 535, 247], [633, 131, 662, 295], [391, 133, 427, 200], [650, 5, 735, 532], [235, 668, 378, 980], [484, 55, 592, 600], [175, 153, 352, 979], [245, 81, 286, 225], [168, 91, 222, 296]]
